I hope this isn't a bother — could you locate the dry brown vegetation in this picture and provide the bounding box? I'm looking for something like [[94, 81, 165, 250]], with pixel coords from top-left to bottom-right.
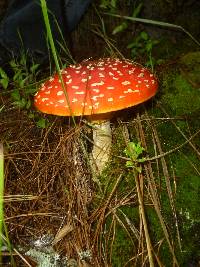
[[2, 99, 199, 266]]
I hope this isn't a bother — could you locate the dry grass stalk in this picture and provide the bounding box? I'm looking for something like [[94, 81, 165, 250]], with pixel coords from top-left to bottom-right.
[[1, 106, 100, 265], [137, 111, 179, 266]]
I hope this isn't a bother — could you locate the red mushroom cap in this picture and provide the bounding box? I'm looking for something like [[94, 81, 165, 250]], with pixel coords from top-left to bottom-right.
[[34, 58, 158, 116]]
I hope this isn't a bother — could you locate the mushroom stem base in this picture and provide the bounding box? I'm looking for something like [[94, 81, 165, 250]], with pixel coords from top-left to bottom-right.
[[90, 120, 112, 175]]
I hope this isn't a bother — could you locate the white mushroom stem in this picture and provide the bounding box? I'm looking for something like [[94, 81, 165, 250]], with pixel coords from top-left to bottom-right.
[[90, 120, 112, 175]]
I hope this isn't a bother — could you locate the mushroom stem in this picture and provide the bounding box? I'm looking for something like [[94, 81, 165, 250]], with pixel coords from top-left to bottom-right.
[[90, 120, 112, 174]]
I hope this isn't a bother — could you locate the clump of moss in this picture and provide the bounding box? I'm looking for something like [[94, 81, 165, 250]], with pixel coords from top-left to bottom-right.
[[109, 221, 135, 267], [161, 51, 200, 116], [174, 152, 200, 264], [162, 75, 199, 116]]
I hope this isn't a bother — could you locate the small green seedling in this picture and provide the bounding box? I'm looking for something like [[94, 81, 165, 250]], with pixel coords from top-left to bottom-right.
[[36, 117, 49, 129], [124, 142, 146, 173], [0, 67, 9, 89], [127, 31, 160, 70], [0, 56, 40, 110]]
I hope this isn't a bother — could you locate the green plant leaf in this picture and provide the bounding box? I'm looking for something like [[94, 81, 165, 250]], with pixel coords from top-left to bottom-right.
[[112, 22, 128, 35], [19, 78, 26, 88], [132, 3, 143, 17], [28, 112, 35, 119], [13, 98, 26, 108], [30, 64, 40, 73], [13, 70, 22, 82], [0, 79, 9, 90], [124, 142, 146, 173], [125, 161, 134, 168], [146, 42, 153, 52], [0, 67, 9, 89], [140, 31, 148, 40], [9, 60, 17, 69], [36, 118, 48, 128], [11, 90, 21, 101], [0, 67, 8, 79], [26, 99, 31, 109]]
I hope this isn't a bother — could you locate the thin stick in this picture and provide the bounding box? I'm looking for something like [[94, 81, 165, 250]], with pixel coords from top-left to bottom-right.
[[135, 173, 154, 267]]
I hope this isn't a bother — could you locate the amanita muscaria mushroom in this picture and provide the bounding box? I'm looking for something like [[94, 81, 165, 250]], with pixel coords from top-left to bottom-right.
[[34, 58, 158, 174]]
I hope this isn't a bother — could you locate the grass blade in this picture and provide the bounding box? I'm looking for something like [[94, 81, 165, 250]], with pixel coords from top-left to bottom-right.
[[104, 13, 200, 47]]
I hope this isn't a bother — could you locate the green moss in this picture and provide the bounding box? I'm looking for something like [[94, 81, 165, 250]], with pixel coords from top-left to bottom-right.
[[175, 155, 200, 220], [180, 51, 200, 85], [180, 51, 200, 66], [175, 154, 200, 263], [162, 74, 200, 116], [161, 51, 200, 116], [110, 222, 135, 267], [147, 208, 173, 265], [145, 150, 200, 265]]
